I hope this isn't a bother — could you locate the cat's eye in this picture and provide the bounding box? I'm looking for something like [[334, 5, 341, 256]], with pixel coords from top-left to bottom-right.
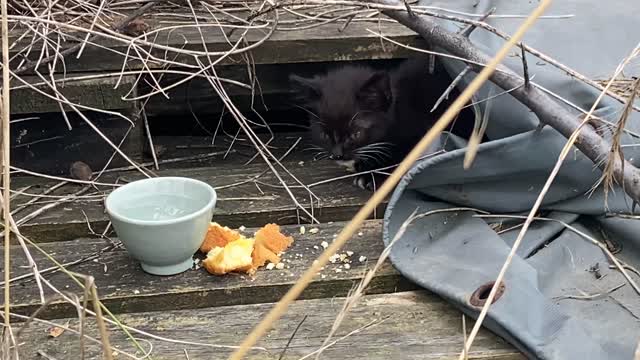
[[352, 131, 362, 139]]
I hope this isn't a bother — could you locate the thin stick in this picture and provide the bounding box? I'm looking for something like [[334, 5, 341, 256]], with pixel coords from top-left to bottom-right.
[[90, 277, 113, 360], [228, 1, 552, 358], [13, 0, 161, 75], [278, 315, 307, 360], [297, 319, 386, 360], [1, 0, 11, 334], [431, 65, 469, 112], [458, 7, 496, 37], [520, 43, 530, 88], [10, 181, 67, 216]]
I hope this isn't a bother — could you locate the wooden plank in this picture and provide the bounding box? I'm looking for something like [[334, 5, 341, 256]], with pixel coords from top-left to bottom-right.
[[146, 133, 314, 165], [14, 291, 521, 359], [11, 20, 423, 74], [12, 144, 384, 243], [11, 74, 136, 115], [2, 221, 413, 319]]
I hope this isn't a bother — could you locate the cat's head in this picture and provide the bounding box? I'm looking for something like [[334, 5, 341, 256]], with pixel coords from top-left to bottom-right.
[[290, 66, 394, 164]]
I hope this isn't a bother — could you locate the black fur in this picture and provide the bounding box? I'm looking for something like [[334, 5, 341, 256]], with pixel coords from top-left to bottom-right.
[[290, 58, 474, 190]]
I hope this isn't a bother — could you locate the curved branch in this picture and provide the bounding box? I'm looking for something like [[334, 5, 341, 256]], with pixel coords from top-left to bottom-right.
[[376, 0, 640, 204]]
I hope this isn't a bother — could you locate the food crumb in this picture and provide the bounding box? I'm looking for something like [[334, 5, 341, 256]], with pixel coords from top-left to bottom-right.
[[359, 256, 367, 263], [275, 262, 285, 270], [133, 290, 140, 295], [329, 254, 340, 263], [313, 245, 319, 250], [358, 232, 364, 237], [239, 225, 246, 231], [346, 251, 354, 256], [321, 274, 327, 279], [300, 226, 306, 235], [320, 241, 329, 249], [335, 268, 342, 273], [309, 228, 319, 234], [266, 263, 275, 270], [344, 264, 351, 270]]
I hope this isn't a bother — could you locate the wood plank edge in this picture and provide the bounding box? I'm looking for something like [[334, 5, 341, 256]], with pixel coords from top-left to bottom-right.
[[11, 272, 415, 320]]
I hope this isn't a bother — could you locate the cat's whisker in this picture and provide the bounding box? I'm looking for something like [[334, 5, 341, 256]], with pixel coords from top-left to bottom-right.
[[293, 104, 323, 123], [349, 111, 363, 124], [303, 146, 326, 152], [354, 153, 380, 164], [355, 149, 393, 160], [358, 142, 394, 150], [313, 151, 329, 161], [357, 145, 394, 153]]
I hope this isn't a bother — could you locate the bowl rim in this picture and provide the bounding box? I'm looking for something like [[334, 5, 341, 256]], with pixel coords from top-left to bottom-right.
[[105, 176, 217, 226]]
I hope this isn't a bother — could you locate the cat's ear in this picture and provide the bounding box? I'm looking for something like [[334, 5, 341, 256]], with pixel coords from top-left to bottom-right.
[[289, 74, 322, 103], [357, 72, 391, 111]]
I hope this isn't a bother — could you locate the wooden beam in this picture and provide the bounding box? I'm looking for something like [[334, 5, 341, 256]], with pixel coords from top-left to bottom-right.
[[11, 20, 423, 74], [10, 74, 136, 115], [2, 221, 412, 319], [14, 291, 521, 359]]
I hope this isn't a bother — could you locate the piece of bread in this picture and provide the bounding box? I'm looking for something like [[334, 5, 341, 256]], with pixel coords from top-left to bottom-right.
[[251, 241, 281, 271], [202, 237, 255, 275], [199, 222, 242, 253], [250, 223, 294, 272], [255, 224, 293, 254]]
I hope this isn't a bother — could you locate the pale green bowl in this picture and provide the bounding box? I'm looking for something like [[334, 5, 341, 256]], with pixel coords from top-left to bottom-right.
[[105, 177, 216, 276]]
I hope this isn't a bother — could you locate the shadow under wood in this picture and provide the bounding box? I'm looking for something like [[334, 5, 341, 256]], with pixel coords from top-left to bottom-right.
[[11, 111, 143, 177]]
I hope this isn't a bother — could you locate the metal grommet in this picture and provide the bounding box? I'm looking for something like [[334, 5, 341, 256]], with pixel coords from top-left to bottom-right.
[[469, 281, 506, 308]]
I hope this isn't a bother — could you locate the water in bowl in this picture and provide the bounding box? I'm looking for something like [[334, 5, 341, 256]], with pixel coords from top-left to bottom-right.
[[117, 194, 205, 222]]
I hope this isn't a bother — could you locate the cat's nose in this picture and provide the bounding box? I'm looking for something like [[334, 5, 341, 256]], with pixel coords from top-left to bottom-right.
[[330, 147, 344, 160]]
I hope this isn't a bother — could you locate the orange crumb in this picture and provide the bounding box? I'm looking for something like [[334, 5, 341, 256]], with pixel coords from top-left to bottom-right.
[[251, 241, 281, 271], [200, 222, 242, 253], [250, 223, 294, 273], [255, 224, 293, 254]]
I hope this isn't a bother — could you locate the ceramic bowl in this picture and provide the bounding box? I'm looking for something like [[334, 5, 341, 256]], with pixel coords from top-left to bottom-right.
[[105, 177, 216, 276]]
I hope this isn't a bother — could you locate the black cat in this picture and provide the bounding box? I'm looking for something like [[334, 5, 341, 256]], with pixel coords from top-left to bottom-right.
[[290, 57, 473, 190]]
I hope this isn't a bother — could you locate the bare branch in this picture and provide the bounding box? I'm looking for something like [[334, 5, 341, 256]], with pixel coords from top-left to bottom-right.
[[458, 7, 495, 38], [377, 0, 640, 204]]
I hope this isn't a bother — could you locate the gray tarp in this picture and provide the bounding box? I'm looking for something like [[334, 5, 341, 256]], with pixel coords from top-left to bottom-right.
[[382, 1, 640, 359]]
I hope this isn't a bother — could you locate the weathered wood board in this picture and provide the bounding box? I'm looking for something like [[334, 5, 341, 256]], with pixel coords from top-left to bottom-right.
[[146, 134, 314, 164], [11, 19, 423, 74], [12, 143, 386, 242], [2, 221, 413, 319], [14, 291, 522, 359], [11, 74, 136, 115]]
